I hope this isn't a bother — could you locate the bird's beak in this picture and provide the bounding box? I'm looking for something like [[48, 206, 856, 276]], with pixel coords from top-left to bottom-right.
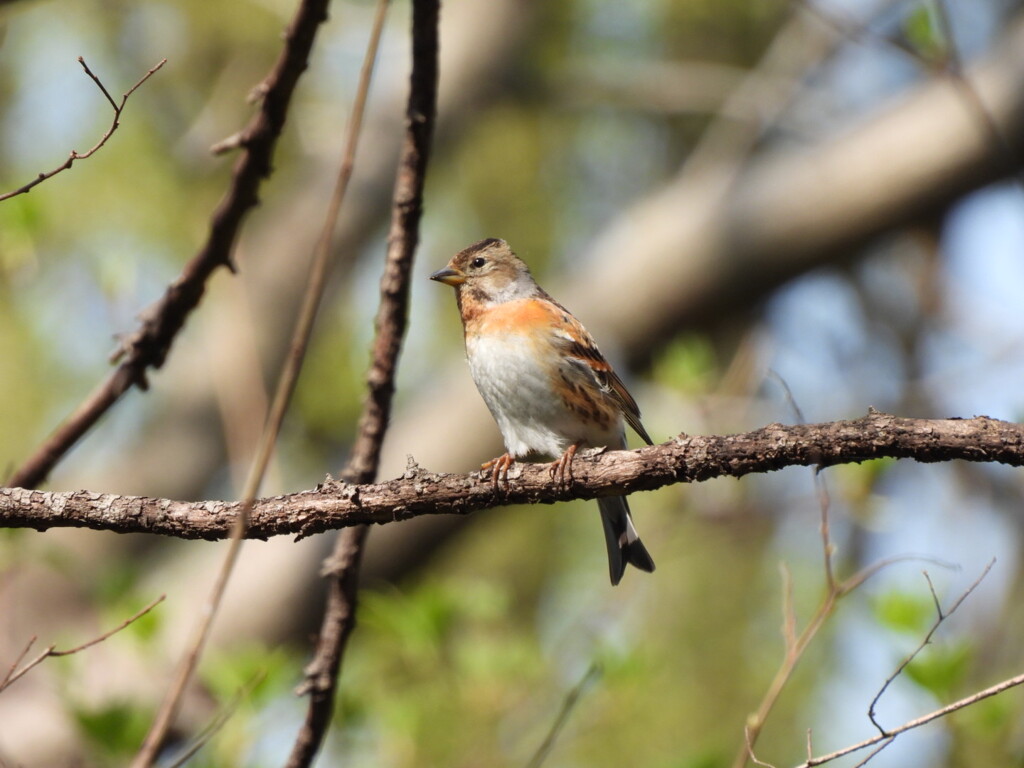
[[429, 266, 466, 286]]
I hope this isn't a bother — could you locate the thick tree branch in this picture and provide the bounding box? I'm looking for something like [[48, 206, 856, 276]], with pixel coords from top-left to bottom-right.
[[368, 14, 1024, 584], [3, 413, 1021, 538]]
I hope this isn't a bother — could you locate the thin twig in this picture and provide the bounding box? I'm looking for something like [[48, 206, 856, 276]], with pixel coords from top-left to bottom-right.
[[796, 670, 1024, 767], [285, 0, 439, 764], [739, 374, 837, 767], [781, 563, 798, 653], [1, 635, 39, 690], [525, 664, 601, 768], [745, 555, 982, 768], [768, 371, 836, 592], [745, 725, 780, 768], [128, 0, 337, 764], [849, 736, 895, 768], [924, 571, 944, 618], [839, 554, 959, 598], [163, 671, 267, 768], [0, 57, 166, 203], [867, 559, 995, 734], [52, 595, 166, 656], [815, 471, 836, 593], [8, 0, 331, 491], [0, 595, 165, 693], [733, 580, 840, 768], [733, 552, 957, 768]]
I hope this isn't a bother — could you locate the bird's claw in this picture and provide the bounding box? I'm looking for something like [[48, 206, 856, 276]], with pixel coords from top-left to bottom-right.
[[481, 453, 514, 495], [549, 443, 579, 489]]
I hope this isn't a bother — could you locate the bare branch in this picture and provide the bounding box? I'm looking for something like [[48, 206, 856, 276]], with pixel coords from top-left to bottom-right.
[[924, 571, 945, 619], [286, 0, 439, 763], [163, 671, 266, 768], [867, 559, 995, 734], [127, 0, 338, 764], [3, 413, 1023, 538], [0, 595, 165, 693], [733, 493, 977, 765], [0, 57, 166, 203], [1, 636, 42, 692], [733, 563, 842, 768], [767, 372, 836, 591], [745, 726, 780, 768], [764, 560, 1001, 768], [76, 56, 120, 111], [838, 555, 959, 598], [780, 563, 798, 653], [796, 670, 1024, 767], [849, 737, 895, 768], [526, 663, 601, 768], [8, 0, 331, 490]]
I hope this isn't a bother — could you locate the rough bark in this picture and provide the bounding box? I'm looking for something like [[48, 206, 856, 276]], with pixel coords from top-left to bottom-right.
[[3, 413, 1020, 538]]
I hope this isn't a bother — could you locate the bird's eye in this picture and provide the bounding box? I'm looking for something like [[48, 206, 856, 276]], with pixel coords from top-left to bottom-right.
[[470, 257, 486, 269]]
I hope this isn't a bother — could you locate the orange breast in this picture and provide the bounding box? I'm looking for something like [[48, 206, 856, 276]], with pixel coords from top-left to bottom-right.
[[467, 298, 557, 339]]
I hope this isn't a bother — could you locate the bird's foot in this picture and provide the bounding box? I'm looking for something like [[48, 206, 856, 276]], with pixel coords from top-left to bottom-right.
[[481, 453, 514, 495], [549, 442, 580, 489]]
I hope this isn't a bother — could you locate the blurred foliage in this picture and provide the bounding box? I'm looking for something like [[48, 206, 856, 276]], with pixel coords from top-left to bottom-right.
[[70, 699, 154, 765], [652, 333, 719, 395], [901, 2, 951, 67], [905, 641, 972, 700], [874, 588, 935, 635]]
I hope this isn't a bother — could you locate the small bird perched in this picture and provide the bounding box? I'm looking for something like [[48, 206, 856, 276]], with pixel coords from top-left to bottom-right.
[[430, 238, 655, 585]]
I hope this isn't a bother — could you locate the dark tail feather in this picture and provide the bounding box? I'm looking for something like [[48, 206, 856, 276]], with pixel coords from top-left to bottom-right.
[[598, 496, 655, 586]]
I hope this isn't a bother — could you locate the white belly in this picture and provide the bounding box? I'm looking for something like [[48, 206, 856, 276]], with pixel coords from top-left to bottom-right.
[[466, 333, 623, 459]]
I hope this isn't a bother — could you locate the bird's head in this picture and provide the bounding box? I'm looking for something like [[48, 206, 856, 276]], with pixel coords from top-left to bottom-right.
[[430, 238, 538, 304]]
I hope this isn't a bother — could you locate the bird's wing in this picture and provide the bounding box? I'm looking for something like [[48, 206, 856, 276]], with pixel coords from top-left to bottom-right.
[[542, 295, 654, 446]]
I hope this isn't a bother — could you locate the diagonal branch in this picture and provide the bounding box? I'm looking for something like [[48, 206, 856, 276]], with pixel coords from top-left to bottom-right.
[[284, 0, 440, 763], [7, 0, 330, 490], [867, 559, 995, 735], [796, 669, 1024, 767], [3, 412, 1022, 538], [0, 57, 166, 202], [127, 1, 338, 764], [526, 663, 602, 768], [0, 595, 165, 693]]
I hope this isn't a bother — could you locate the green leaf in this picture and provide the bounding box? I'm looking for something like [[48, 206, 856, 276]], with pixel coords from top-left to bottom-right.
[[72, 700, 152, 760], [651, 334, 717, 394], [874, 590, 933, 635], [200, 643, 297, 707], [901, 2, 948, 65], [905, 641, 972, 698]]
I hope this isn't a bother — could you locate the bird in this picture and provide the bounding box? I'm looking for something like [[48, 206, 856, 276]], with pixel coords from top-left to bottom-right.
[[430, 237, 655, 585]]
